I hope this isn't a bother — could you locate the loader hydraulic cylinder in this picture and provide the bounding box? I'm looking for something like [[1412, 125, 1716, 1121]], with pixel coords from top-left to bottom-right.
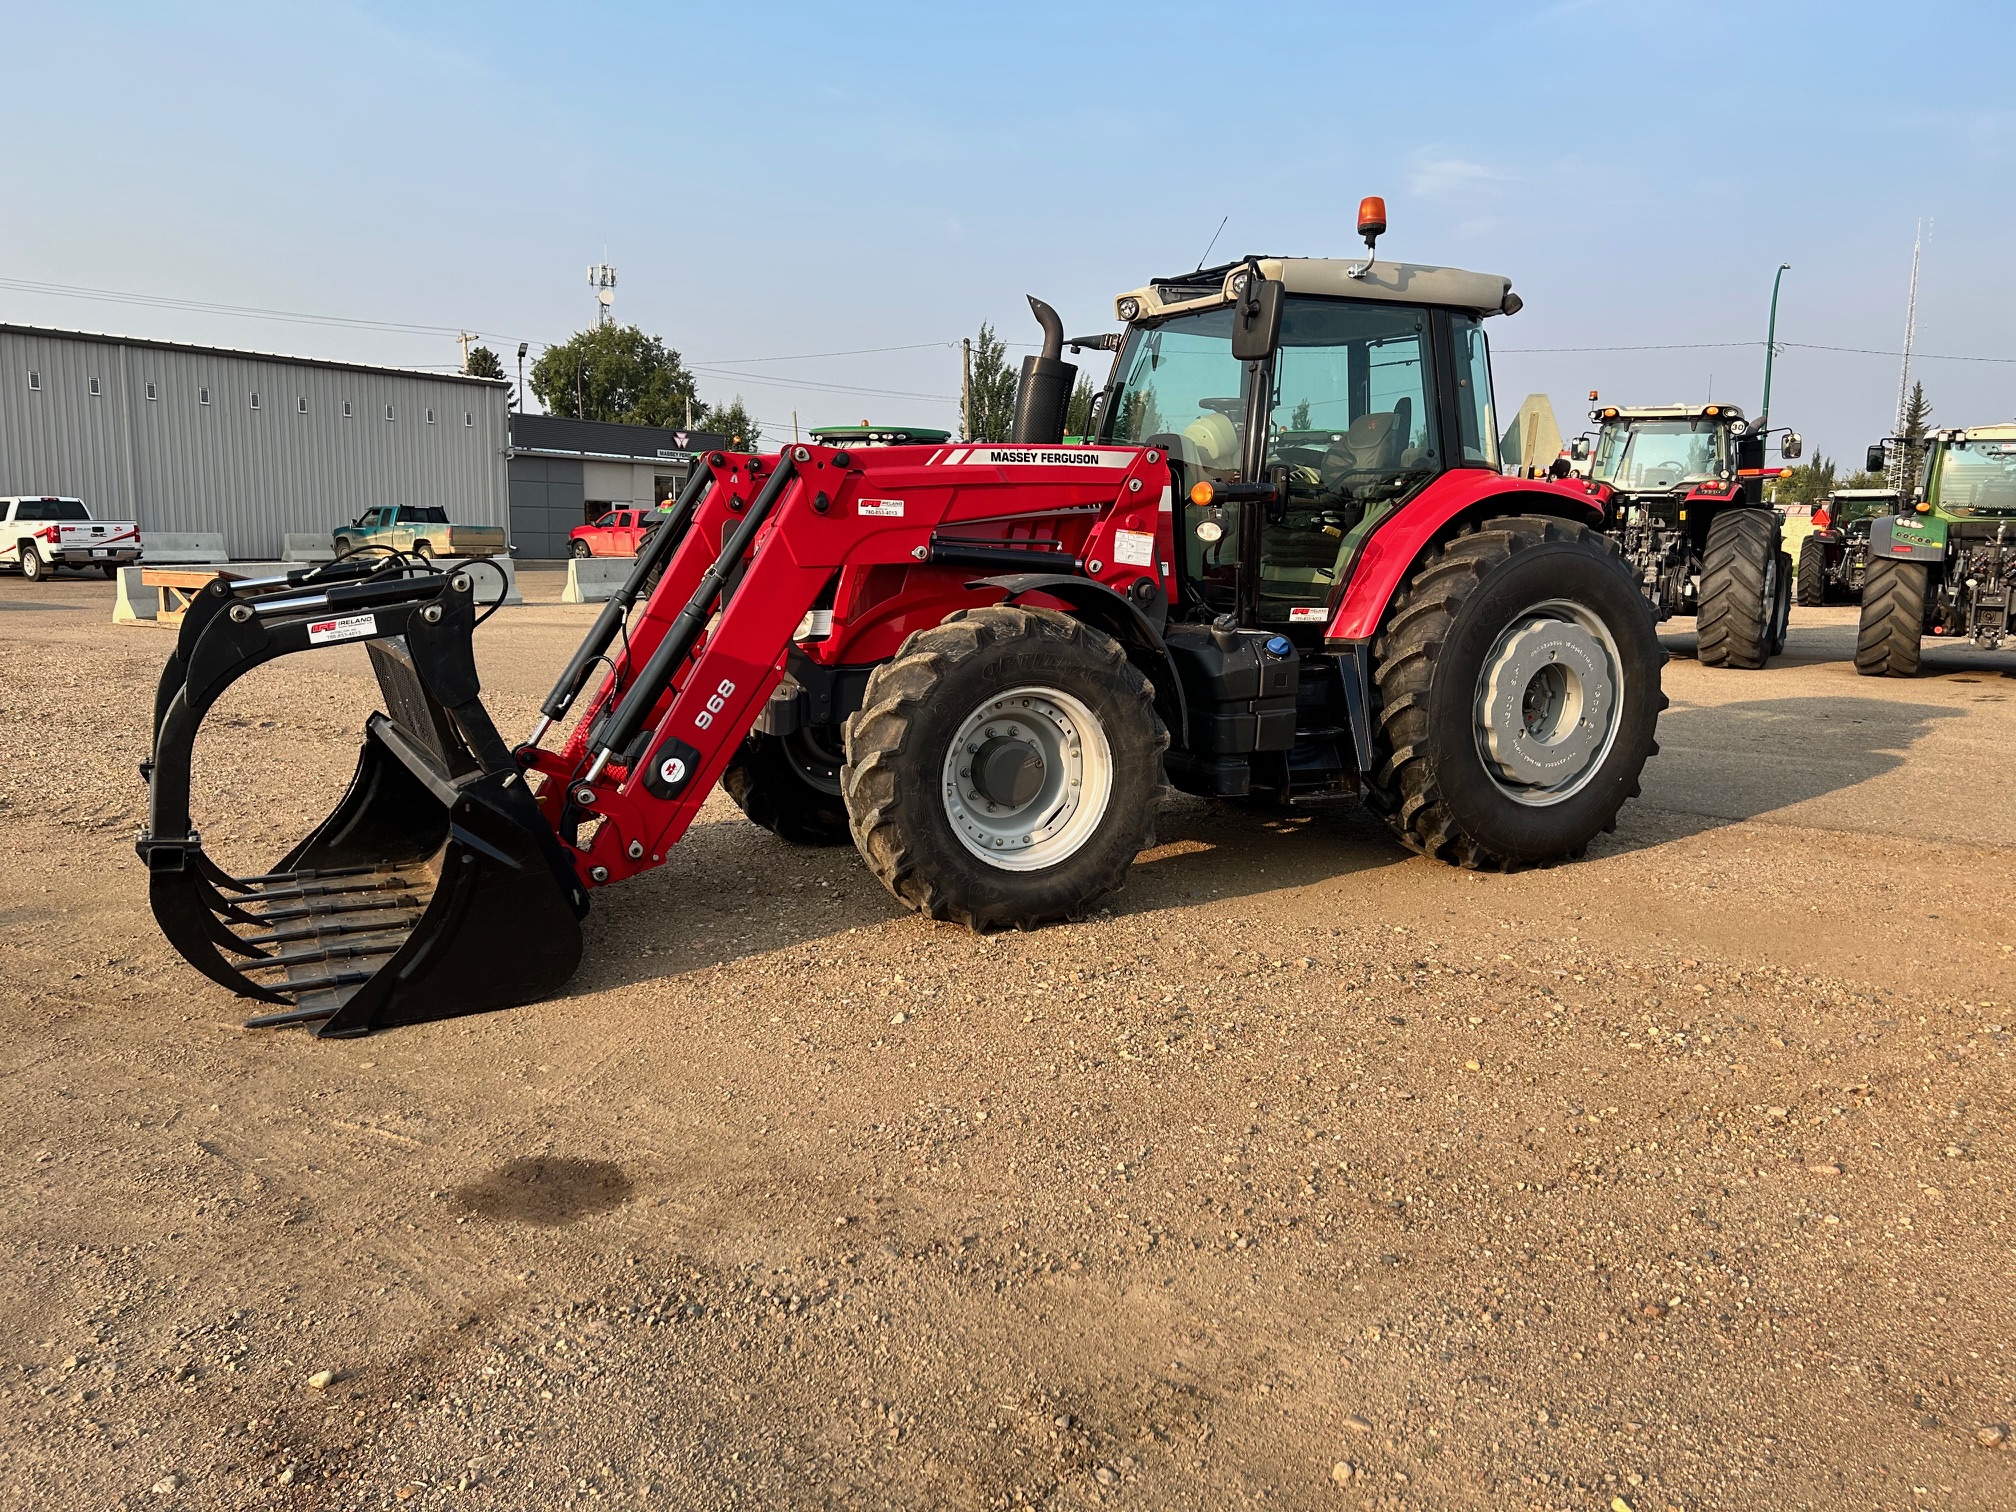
[[531, 459, 717, 745], [587, 452, 798, 780]]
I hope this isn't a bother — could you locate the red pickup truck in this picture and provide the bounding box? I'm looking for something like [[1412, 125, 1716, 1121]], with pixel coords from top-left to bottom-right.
[[568, 506, 663, 558]]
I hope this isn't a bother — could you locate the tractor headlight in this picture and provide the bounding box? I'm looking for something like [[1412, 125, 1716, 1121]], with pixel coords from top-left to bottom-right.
[[1116, 297, 1141, 322]]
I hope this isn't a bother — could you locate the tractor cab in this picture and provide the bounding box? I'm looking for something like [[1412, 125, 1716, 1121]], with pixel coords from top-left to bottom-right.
[[1095, 247, 1519, 634], [1587, 404, 1760, 519]]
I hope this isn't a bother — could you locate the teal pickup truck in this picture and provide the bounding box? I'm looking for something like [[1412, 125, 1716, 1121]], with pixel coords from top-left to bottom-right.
[[331, 505, 508, 561]]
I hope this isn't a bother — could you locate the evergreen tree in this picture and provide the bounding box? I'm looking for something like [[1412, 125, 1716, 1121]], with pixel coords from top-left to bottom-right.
[[965, 323, 1018, 442], [463, 344, 511, 407], [1897, 380, 1933, 493], [699, 397, 762, 450], [1064, 375, 1097, 440]]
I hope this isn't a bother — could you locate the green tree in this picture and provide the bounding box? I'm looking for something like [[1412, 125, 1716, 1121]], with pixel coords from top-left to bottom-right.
[[1772, 451, 1837, 508], [529, 324, 700, 425], [1064, 375, 1097, 440], [965, 323, 1018, 442], [463, 344, 511, 407], [1897, 379, 1933, 492], [699, 396, 762, 450]]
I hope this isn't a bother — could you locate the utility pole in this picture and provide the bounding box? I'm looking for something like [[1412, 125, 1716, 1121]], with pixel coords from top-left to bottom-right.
[[576, 364, 584, 420], [516, 342, 528, 414], [457, 332, 476, 374], [961, 338, 972, 441], [1759, 262, 1790, 435], [684, 394, 694, 430]]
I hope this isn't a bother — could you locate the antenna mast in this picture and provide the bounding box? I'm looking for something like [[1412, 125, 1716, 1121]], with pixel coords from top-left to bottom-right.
[[587, 263, 618, 327], [1889, 222, 1925, 491]]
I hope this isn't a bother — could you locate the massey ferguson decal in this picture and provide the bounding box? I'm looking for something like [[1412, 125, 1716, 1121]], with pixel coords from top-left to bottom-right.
[[928, 447, 1134, 468]]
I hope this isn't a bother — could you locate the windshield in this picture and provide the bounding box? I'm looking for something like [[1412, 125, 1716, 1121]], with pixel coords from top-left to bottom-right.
[[1934, 438, 2016, 512], [1103, 296, 1445, 625], [1590, 420, 1728, 490], [12, 499, 90, 521]]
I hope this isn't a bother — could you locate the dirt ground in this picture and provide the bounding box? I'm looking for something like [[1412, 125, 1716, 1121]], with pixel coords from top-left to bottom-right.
[[1, 565, 2011, 1512]]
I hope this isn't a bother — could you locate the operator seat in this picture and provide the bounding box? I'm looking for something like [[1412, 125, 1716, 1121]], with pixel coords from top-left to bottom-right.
[[1318, 397, 1411, 494]]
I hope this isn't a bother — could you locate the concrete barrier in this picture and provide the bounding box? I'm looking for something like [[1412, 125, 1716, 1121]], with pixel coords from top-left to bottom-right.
[[445, 554, 522, 606], [141, 532, 228, 563], [283, 533, 337, 564], [113, 566, 157, 622], [561, 556, 632, 604]]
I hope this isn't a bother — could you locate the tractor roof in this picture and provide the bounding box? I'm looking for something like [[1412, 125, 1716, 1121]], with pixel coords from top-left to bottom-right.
[[1831, 488, 1899, 500], [1931, 422, 2016, 442], [1116, 257, 1518, 324], [1594, 404, 1749, 422]]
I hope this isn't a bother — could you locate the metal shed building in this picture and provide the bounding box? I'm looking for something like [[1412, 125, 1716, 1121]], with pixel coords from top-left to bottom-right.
[[0, 324, 509, 560]]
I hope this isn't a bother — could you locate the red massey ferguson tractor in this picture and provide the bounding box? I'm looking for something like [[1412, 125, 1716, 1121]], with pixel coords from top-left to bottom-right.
[[138, 214, 1667, 1036]]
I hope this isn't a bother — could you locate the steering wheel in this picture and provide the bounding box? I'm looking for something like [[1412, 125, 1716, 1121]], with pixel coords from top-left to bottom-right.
[[1198, 397, 1243, 416]]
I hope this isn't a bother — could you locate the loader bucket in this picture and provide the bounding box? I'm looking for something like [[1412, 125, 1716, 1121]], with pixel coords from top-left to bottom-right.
[[138, 563, 587, 1037]]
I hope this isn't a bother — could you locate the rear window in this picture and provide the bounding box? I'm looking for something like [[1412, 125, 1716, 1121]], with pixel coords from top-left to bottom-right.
[[13, 499, 90, 521], [408, 506, 450, 524]]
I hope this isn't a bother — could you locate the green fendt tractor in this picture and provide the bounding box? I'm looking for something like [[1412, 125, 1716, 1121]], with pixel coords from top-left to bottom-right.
[[1794, 487, 1899, 605], [1856, 425, 2016, 675]]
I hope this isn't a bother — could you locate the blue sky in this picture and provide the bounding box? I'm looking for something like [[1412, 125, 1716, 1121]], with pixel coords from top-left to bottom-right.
[[5, 0, 2014, 464]]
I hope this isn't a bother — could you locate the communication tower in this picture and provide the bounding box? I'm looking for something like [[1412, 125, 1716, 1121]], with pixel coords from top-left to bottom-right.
[[588, 263, 618, 327]]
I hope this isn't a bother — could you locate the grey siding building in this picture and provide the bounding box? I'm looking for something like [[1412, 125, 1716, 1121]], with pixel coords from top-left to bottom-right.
[[507, 414, 726, 559], [0, 324, 509, 559]]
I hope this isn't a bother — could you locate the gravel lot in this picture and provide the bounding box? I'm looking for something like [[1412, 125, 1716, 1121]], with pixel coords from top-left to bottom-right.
[[1, 567, 2011, 1511]]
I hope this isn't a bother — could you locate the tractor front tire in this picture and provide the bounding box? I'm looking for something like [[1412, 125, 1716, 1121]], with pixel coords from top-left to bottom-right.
[[1795, 536, 1828, 606], [1854, 557, 1927, 677], [842, 605, 1167, 930], [722, 730, 853, 845], [1769, 550, 1793, 656], [1365, 515, 1664, 871], [1695, 507, 1783, 668]]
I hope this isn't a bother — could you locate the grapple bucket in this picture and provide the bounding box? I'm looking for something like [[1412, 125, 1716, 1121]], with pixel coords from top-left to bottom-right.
[[138, 563, 587, 1037]]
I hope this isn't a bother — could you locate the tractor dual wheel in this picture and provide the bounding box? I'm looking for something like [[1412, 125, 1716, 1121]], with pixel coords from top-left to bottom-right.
[[1854, 557, 1927, 677], [842, 605, 1168, 929], [1696, 508, 1786, 668], [722, 728, 853, 845], [1795, 536, 1828, 607], [1365, 515, 1665, 871]]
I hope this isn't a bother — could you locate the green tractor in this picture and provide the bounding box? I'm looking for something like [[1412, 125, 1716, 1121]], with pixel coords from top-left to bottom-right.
[[1856, 425, 2016, 675], [1793, 487, 1899, 605]]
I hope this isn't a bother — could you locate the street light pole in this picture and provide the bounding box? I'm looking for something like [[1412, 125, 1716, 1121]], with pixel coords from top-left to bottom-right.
[[1760, 262, 1790, 433]]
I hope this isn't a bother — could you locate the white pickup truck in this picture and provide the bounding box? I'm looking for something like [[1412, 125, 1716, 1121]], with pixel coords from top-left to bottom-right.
[[2, 497, 143, 581]]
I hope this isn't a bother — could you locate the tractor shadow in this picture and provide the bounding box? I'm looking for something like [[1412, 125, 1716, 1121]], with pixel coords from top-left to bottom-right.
[[1622, 691, 1964, 846], [575, 791, 1406, 995]]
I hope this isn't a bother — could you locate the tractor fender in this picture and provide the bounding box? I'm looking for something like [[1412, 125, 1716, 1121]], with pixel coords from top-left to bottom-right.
[[1869, 515, 1947, 563], [969, 573, 1191, 750], [1324, 473, 1604, 643]]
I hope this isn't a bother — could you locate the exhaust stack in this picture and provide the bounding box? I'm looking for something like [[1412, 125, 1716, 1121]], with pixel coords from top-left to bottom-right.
[[1009, 295, 1077, 445]]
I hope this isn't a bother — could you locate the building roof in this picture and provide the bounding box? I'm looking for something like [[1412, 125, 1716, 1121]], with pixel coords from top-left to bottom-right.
[[510, 412, 729, 460], [0, 322, 507, 386]]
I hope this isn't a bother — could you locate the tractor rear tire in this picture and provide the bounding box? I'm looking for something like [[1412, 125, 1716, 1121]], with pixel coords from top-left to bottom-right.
[[1769, 550, 1792, 656], [721, 730, 853, 845], [1796, 536, 1828, 606], [1364, 515, 1664, 871], [1854, 557, 1927, 677], [842, 605, 1168, 929], [1695, 508, 1783, 668]]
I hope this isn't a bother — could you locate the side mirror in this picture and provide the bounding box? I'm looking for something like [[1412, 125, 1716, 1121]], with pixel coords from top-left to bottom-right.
[[1569, 438, 1591, 461], [1779, 431, 1803, 461], [1231, 276, 1285, 362], [1865, 443, 1887, 473]]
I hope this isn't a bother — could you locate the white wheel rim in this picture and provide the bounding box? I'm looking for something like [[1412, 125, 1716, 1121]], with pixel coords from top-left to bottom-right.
[[1473, 599, 1624, 807], [941, 686, 1114, 871]]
